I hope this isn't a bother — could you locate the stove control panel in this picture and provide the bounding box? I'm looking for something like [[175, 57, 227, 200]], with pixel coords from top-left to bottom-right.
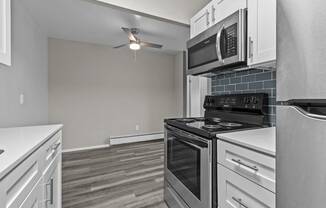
[[204, 93, 267, 112]]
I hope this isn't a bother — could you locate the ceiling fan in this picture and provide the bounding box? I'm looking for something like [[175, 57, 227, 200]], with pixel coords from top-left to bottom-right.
[[114, 27, 163, 51]]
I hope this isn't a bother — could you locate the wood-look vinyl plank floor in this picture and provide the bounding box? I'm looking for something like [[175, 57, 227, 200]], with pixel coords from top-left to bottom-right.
[[62, 140, 168, 208]]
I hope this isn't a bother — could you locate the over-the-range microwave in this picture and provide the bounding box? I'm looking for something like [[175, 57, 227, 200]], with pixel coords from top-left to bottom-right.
[[187, 9, 247, 75]]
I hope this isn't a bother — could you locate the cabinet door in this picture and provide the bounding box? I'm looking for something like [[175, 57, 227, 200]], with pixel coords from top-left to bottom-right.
[[0, 0, 11, 66], [190, 6, 210, 38], [20, 179, 43, 208], [44, 154, 62, 208], [218, 164, 275, 208], [0, 147, 43, 208], [247, 0, 276, 66], [213, 0, 247, 23]]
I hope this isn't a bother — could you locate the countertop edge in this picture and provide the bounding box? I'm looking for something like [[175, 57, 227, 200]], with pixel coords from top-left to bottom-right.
[[216, 127, 276, 157], [218, 135, 275, 157], [0, 124, 63, 180]]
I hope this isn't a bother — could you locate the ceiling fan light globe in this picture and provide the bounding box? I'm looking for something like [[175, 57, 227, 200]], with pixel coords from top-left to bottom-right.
[[129, 43, 141, 50]]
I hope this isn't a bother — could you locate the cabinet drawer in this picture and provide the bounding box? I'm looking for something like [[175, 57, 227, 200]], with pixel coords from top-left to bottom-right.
[[218, 164, 275, 208], [41, 130, 62, 172], [0, 148, 43, 208], [217, 140, 275, 192], [20, 178, 43, 208]]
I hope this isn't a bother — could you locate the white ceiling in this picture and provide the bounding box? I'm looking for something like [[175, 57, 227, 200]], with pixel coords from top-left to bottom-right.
[[20, 0, 192, 53], [96, 0, 211, 25]]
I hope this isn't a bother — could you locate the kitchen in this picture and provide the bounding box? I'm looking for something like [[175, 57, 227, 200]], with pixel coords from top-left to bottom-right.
[[0, 0, 325, 208]]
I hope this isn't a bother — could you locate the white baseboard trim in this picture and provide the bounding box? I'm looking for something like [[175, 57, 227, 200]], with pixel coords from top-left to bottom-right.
[[109, 132, 164, 145], [62, 144, 110, 153]]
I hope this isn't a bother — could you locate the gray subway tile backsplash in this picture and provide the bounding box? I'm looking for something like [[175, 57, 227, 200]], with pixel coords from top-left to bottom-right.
[[211, 68, 276, 126]]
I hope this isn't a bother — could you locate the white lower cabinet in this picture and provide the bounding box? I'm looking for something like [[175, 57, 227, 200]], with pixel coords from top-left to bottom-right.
[[0, 130, 62, 208], [20, 179, 43, 208], [218, 164, 275, 208], [44, 154, 62, 208], [217, 141, 275, 193]]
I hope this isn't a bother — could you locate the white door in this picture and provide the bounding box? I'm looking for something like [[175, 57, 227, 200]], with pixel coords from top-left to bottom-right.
[[213, 0, 247, 23], [0, 0, 11, 65], [247, 0, 276, 66], [190, 6, 210, 38]]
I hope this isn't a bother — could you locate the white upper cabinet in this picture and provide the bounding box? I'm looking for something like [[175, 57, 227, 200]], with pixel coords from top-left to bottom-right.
[[190, 4, 211, 38], [247, 0, 276, 66], [0, 0, 11, 66], [212, 0, 247, 24], [190, 0, 246, 39]]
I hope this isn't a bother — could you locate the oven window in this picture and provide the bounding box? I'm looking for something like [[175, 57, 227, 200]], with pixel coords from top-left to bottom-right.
[[188, 35, 218, 69], [167, 136, 201, 199]]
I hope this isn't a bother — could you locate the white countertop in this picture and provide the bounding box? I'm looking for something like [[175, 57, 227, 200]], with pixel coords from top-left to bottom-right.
[[0, 124, 63, 180], [217, 127, 276, 156]]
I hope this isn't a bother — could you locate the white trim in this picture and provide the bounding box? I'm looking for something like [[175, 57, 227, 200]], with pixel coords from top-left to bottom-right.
[[62, 144, 110, 153], [109, 132, 164, 145]]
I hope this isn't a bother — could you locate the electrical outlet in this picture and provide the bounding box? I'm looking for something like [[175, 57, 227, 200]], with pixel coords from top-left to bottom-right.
[[135, 125, 140, 131]]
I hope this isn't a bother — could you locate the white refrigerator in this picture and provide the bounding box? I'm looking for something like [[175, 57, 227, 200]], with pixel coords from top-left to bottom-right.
[[277, 0, 326, 207]]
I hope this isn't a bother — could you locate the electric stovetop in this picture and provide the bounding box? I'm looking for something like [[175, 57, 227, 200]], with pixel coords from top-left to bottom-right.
[[165, 117, 263, 139]]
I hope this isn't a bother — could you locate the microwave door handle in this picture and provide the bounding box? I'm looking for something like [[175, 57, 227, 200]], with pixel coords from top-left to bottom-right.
[[216, 26, 224, 63]]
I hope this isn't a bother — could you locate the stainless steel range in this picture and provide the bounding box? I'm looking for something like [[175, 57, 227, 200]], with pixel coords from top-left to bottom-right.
[[164, 93, 268, 208]]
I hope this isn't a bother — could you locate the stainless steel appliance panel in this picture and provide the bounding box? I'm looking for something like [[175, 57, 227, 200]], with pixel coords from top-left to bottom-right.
[[187, 9, 247, 75], [276, 105, 326, 208], [164, 125, 212, 208], [277, 0, 326, 101]]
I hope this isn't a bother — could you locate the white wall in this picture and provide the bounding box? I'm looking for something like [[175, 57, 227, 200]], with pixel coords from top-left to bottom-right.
[[48, 38, 182, 149], [0, 0, 48, 127], [96, 0, 211, 25]]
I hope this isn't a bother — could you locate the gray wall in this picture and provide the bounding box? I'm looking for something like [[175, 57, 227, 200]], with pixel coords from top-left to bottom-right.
[[48, 38, 182, 149], [174, 51, 185, 117], [0, 0, 48, 127]]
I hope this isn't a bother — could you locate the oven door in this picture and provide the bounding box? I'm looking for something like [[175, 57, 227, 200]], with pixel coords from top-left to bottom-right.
[[164, 125, 212, 208]]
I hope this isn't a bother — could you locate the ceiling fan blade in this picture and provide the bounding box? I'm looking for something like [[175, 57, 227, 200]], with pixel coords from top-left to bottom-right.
[[140, 41, 163, 49], [122, 27, 137, 42], [113, 43, 128, 49]]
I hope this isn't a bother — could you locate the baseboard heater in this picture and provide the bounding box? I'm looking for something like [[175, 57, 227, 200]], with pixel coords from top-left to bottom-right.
[[109, 132, 164, 145]]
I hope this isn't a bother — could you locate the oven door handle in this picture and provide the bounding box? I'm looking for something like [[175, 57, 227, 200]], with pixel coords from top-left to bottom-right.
[[166, 128, 208, 149], [171, 137, 207, 150]]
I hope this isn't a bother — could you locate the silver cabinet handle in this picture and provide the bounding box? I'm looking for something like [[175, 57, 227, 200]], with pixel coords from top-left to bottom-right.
[[249, 36, 254, 59], [206, 10, 210, 26], [231, 159, 259, 172], [46, 178, 54, 205], [232, 197, 249, 208], [211, 5, 216, 23]]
